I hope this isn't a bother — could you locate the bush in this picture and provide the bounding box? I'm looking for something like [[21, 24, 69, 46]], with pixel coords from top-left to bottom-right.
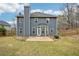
[[0, 28, 6, 32], [54, 35, 59, 39], [0, 27, 6, 36]]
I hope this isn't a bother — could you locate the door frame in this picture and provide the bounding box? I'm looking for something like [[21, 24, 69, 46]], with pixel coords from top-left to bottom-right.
[[37, 25, 49, 36], [37, 26, 41, 36]]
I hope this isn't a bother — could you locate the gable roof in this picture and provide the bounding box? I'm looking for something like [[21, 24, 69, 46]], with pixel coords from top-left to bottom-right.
[[0, 20, 10, 26], [17, 12, 57, 18]]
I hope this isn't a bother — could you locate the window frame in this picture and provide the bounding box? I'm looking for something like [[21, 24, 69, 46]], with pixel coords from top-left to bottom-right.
[[46, 18, 50, 23], [19, 28, 23, 34], [32, 27, 36, 34], [50, 28, 53, 32], [19, 18, 23, 24]]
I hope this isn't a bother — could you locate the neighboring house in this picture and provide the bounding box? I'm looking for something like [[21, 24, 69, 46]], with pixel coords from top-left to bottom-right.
[[16, 5, 58, 37], [0, 20, 11, 30]]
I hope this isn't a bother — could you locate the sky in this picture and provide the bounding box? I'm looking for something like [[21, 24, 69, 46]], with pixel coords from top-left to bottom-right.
[[31, 3, 64, 10], [0, 3, 64, 26]]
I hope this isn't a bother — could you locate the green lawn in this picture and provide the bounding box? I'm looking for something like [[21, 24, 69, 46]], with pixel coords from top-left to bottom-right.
[[0, 36, 79, 56]]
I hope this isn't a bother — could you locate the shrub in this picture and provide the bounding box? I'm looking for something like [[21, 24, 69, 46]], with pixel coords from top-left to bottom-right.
[[54, 35, 59, 39], [0, 27, 6, 36]]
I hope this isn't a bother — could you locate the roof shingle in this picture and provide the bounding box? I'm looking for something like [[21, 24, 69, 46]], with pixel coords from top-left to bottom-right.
[[30, 12, 57, 18]]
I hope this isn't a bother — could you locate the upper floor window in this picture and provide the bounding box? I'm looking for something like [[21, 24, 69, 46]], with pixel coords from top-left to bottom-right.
[[34, 18, 38, 23], [47, 20, 48, 23], [46, 18, 50, 23], [19, 18, 23, 23]]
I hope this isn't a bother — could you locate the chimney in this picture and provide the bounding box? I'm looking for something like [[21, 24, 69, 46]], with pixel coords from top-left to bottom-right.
[[24, 3, 30, 36]]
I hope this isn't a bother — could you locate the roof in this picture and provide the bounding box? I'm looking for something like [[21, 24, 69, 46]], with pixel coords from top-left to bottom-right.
[[30, 12, 57, 18], [0, 20, 10, 26], [17, 12, 57, 18]]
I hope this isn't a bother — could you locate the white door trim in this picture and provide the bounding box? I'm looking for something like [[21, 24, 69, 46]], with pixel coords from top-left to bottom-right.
[[37, 26, 41, 36], [37, 25, 49, 36]]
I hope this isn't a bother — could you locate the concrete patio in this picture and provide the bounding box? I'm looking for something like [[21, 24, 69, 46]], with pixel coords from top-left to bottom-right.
[[26, 36, 54, 41]]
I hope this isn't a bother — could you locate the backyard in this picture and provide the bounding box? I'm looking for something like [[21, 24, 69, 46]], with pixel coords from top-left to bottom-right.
[[0, 36, 79, 56]]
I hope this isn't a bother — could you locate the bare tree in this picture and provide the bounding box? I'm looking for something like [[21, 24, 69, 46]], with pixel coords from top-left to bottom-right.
[[61, 3, 78, 29]]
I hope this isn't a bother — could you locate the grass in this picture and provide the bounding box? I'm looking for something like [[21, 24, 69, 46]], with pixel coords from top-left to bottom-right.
[[0, 36, 79, 56]]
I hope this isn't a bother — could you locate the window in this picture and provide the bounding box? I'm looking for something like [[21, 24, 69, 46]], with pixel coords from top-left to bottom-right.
[[33, 31, 35, 34], [20, 30, 22, 33], [46, 18, 50, 23], [19, 28, 22, 34], [51, 29, 53, 32], [42, 30, 44, 33], [42, 28, 45, 34], [19, 12, 22, 16], [47, 20, 48, 23], [34, 18, 38, 23], [51, 28, 53, 32], [19, 18, 23, 24], [18, 18, 23, 27], [32, 27, 36, 34]]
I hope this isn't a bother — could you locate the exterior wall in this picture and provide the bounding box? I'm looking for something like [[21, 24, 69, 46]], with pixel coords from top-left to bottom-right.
[[16, 6, 30, 37], [17, 17, 57, 36], [30, 17, 57, 36], [30, 18, 46, 36], [49, 18, 57, 36], [16, 17, 24, 36]]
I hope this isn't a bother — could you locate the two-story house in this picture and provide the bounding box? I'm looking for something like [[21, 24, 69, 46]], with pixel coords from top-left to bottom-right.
[[16, 5, 58, 37]]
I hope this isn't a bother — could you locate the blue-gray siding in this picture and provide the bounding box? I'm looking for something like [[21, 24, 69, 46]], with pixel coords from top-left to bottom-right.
[[24, 6, 30, 36], [30, 17, 57, 36], [17, 17, 57, 36]]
